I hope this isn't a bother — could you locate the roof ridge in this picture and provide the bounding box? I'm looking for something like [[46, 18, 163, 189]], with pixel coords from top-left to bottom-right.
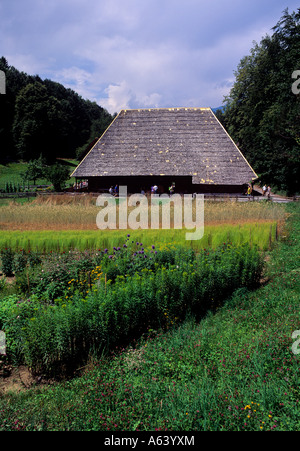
[[122, 107, 212, 112]]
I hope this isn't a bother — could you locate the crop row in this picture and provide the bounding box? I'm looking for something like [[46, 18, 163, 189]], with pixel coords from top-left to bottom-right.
[[0, 222, 277, 254]]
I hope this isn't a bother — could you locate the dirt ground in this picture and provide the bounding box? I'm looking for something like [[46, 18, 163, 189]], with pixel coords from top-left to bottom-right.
[[0, 362, 36, 393]]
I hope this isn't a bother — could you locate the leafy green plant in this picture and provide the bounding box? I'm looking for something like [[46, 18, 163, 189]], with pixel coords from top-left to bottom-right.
[[1, 238, 265, 376], [45, 163, 71, 192], [0, 248, 15, 277], [0, 277, 7, 291], [13, 251, 27, 274]]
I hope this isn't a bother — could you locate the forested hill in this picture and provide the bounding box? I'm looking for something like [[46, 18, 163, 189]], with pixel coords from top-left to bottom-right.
[[0, 57, 114, 163], [218, 8, 300, 196]]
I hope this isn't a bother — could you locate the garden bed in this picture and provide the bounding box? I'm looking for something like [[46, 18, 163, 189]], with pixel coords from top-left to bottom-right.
[[0, 237, 265, 377]]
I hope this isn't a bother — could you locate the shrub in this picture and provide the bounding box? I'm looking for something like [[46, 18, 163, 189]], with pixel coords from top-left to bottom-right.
[[45, 164, 70, 192], [0, 248, 15, 277], [13, 251, 28, 274]]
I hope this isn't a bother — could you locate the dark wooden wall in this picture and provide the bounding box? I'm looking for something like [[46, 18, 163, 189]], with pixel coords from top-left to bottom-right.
[[84, 176, 246, 194]]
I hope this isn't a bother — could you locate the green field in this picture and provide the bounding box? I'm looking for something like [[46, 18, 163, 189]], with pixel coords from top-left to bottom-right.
[[0, 222, 278, 253]]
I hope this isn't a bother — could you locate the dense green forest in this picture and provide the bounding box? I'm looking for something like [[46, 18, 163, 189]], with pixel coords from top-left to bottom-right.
[[217, 8, 300, 195], [0, 57, 113, 163]]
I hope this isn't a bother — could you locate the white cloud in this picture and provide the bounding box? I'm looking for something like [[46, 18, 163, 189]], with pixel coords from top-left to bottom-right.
[[4, 53, 50, 76], [55, 66, 95, 99], [99, 81, 163, 114], [1, 0, 299, 113], [99, 81, 133, 113]]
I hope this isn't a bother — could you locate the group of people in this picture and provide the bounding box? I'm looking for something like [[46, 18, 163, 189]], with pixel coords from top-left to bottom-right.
[[262, 184, 272, 199], [108, 182, 271, 198], [150, 183, 176, 195], [109, 185, 119, 196], [246, 183, 271, 199]]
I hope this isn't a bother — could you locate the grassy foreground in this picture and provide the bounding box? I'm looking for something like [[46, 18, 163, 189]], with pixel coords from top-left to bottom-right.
[[0, 222, 278, 252], [0, 202, 299, 431]]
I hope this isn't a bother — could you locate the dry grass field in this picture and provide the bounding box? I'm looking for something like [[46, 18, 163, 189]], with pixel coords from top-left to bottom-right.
[[0, 194, 287, 231]]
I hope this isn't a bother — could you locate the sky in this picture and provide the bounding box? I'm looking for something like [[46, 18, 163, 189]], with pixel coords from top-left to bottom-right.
[[0, 0, 299, 114]]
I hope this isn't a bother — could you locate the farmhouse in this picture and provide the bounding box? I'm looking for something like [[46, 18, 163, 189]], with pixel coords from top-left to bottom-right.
[[71, 107, 258, 194]]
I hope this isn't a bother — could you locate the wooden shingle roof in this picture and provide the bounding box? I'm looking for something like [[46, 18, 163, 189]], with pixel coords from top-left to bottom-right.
[[71, 107, 257, 185]]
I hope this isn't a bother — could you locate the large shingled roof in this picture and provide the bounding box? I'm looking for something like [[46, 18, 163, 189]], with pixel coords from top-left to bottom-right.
[[71, 107, 257, 185]]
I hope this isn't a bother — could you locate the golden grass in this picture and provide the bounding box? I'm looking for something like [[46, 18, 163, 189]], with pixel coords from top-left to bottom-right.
[[0, 194, 287, 231]]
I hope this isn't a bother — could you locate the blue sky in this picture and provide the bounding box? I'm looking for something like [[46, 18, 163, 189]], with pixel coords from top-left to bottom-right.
[[1, 0, 299, 113]]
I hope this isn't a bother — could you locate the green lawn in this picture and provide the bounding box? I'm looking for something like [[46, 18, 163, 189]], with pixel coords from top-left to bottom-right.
[[0, 162, 44, 190], [0, 160, 79, 191]]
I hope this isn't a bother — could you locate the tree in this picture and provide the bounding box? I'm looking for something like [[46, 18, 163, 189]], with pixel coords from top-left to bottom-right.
[[0, 59, 114, 163], [22, 155, 46, 185], [222, 8, 300, 195], [12, 82, 63, 161], [46, 163, 71, 192]]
